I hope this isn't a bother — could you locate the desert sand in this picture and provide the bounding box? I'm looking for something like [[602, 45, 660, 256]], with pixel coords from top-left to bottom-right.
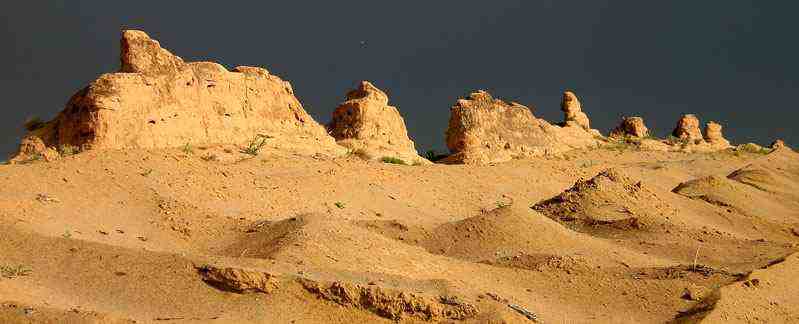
[[1, 145, 797, 323]]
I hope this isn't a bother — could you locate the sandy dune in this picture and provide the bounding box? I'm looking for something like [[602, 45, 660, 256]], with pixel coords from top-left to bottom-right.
[[0, 146, 797, 323]]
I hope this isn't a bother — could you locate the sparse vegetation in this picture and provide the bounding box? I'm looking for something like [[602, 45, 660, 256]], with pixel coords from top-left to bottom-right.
[[182, 142, 194, 155], [666, 135, 690, 146], [381, 156, 406, 165], [334, 201, 345, 209], [58, 144, 79, 156], [602, 137, 639, 152], [0, 264, 32, 279], [62, 230, 72, 239], [140, 168, 154, 177], [23, 116, 46, 132], [241, 135, 269, 156], [18, 153, 43, 165], [736, 143, 771, 155]]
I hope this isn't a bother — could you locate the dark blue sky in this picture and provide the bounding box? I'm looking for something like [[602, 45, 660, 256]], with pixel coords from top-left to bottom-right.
[[2, 1, 796, 158]]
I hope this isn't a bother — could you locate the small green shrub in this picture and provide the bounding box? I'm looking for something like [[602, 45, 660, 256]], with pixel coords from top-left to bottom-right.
[[182, 142, 194, 155], [334, 201, 345, 209], [0, 264, 32, 279], [23, 117, 46, 132], [241, 135, 269, 156], [381, 156, 406, 165]]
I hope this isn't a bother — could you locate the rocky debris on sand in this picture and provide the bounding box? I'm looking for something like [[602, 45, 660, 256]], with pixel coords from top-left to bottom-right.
[[649, 115, 736, 153], [561, 90, 591, 130], [532, 168, 673, 234], [10, 29, 343, 163], [704, 121, 731, 149], [298, 278, 478, 321], [482, 254, 591, 275], [35, 193, 60, 204], [11, 136, 59, 163], [327, 81, 428, 164], [771, 139, 787, 149], [672, 114, 704, 143], [604, 115, 735, 154], [508, 304, 538, 322], [609, 116, 649, 139], [197, 265, 279, 294], [443, 90, 600, 164], [681, 284, 708, 301]]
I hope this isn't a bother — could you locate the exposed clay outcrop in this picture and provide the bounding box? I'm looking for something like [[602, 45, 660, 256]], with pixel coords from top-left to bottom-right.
[[11, 30, 343, 162], [772, 139, 787, 149], [636, 115, 735, 153], [12, 135, 60, 162], [704, 121, 731, 149], [609, 116, 649, 139], [443, 90, 600, 164], [672, 114, 704, 143], [328, 81, 428, 164], [298, 278, 479, 321], [561, 91, 592, 130], [197, 265, 279, 294]]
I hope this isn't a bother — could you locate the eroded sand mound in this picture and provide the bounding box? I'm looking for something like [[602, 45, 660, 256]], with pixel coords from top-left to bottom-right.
[[673, 149, 799, 235], [328, 81, 428, 164], [11, 30, 342, 163], [443, 90, 600, 164], [675, 253, 799, 323], [532, 168, 676, 235], [1, 143, 797, 323], [361, 205, 668, 269]]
